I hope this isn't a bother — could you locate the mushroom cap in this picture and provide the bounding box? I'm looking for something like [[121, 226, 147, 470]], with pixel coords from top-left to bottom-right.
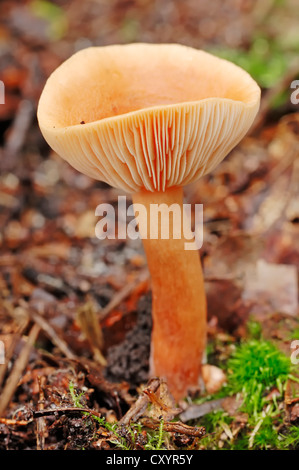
[[38, 43, 260, 193]]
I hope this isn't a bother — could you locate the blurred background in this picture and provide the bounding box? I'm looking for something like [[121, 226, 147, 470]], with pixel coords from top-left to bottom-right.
[[1, 2, 299, 452], [0, 0, 299, 373]]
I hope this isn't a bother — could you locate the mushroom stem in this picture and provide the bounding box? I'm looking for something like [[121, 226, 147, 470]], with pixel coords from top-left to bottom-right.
[[132, 186, 207, 400]]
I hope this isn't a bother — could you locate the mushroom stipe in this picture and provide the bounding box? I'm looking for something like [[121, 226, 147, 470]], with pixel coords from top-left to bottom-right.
[[37, 43, 260, 400]]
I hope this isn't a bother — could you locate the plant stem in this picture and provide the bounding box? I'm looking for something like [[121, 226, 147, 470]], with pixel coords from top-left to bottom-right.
[[132, 186, 207, 400]]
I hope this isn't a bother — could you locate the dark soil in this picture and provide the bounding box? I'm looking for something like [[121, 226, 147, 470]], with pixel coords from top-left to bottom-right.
[[106, 294, 152, 386], [1, 0, 299, 451]]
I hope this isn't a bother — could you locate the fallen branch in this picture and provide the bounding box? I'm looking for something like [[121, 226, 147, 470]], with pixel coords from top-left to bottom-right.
[[33, 406, 102, 420], [0, 418, 30, 426], [141, 417, 206, 438], [119, 378, 160, 425], [98, 270, 149, 321], [30, 311, 76, 360], [179, 398, 225, 422], [36, 376, 47, 450], [0, 312, 29, 389], [1, 99, 34, 172]]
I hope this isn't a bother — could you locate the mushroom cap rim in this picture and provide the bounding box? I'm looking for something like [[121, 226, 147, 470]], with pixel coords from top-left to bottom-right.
[[38, 95, 260, 134]]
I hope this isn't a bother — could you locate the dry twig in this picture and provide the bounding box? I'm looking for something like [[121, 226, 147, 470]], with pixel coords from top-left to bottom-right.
[[0, 418, 31, 426], [0, 324, 40, 416], [141, 417, 206, 438], [98, 270, 149, 320], [0, 315, 29, 389], [119, 378, 160, 425], [36, 376, 47, 450], [30, 311, 76, 360], [33, 406, 102, 420]]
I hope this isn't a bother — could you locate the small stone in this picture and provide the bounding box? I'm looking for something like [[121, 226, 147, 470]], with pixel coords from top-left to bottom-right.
[[202, 364, 227, 395]]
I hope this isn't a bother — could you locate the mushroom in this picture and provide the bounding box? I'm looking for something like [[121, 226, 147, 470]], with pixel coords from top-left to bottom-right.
[[37, 44, 260, 400]]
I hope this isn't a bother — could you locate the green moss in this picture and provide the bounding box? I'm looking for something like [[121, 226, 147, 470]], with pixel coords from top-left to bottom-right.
[[198, 410, 233, 449], [279, 426, 299, 449], [229, 434, 250, 450], [250, 416, 279, 450], [247, 320, 262, 340], [69, 381, 86, 408], [290, 327, 299, 341], [193, 335, 294, 450], [144, 419, 166, 450], [227, 339, 290, 415], [30, 0, 68, 40], [67, 334, 295, 450], [209, 35, 291, 89], [201, 410, 232, 433]]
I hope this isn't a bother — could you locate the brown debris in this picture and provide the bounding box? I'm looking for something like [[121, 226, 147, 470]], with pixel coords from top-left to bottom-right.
[[33, 406, 102, 420], [141, 417, 206, 439], [1, 0, 299, 450], [36, 376, 47, 450], [202, 364, 227, 395], [180, 399, 225, 422], [99, 269, 149, 321], [30, 310, 77, 360], [76, 300, 106, 366], [0, 323, 40, 417], [119, 377, 161, 425]]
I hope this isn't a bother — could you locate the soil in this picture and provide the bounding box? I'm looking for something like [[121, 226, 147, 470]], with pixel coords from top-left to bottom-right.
[[106, 294, 152, 386], [1, 0, 299, 451]]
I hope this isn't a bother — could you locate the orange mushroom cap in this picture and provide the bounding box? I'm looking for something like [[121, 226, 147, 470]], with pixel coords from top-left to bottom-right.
[[37, 43, 260, 193]]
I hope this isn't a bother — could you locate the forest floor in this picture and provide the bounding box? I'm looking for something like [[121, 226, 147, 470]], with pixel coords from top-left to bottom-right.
[[0, 0, 299, 450]]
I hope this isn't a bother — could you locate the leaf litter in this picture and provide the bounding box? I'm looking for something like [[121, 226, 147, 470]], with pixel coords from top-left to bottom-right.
[[0, 0, 299, 450]]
